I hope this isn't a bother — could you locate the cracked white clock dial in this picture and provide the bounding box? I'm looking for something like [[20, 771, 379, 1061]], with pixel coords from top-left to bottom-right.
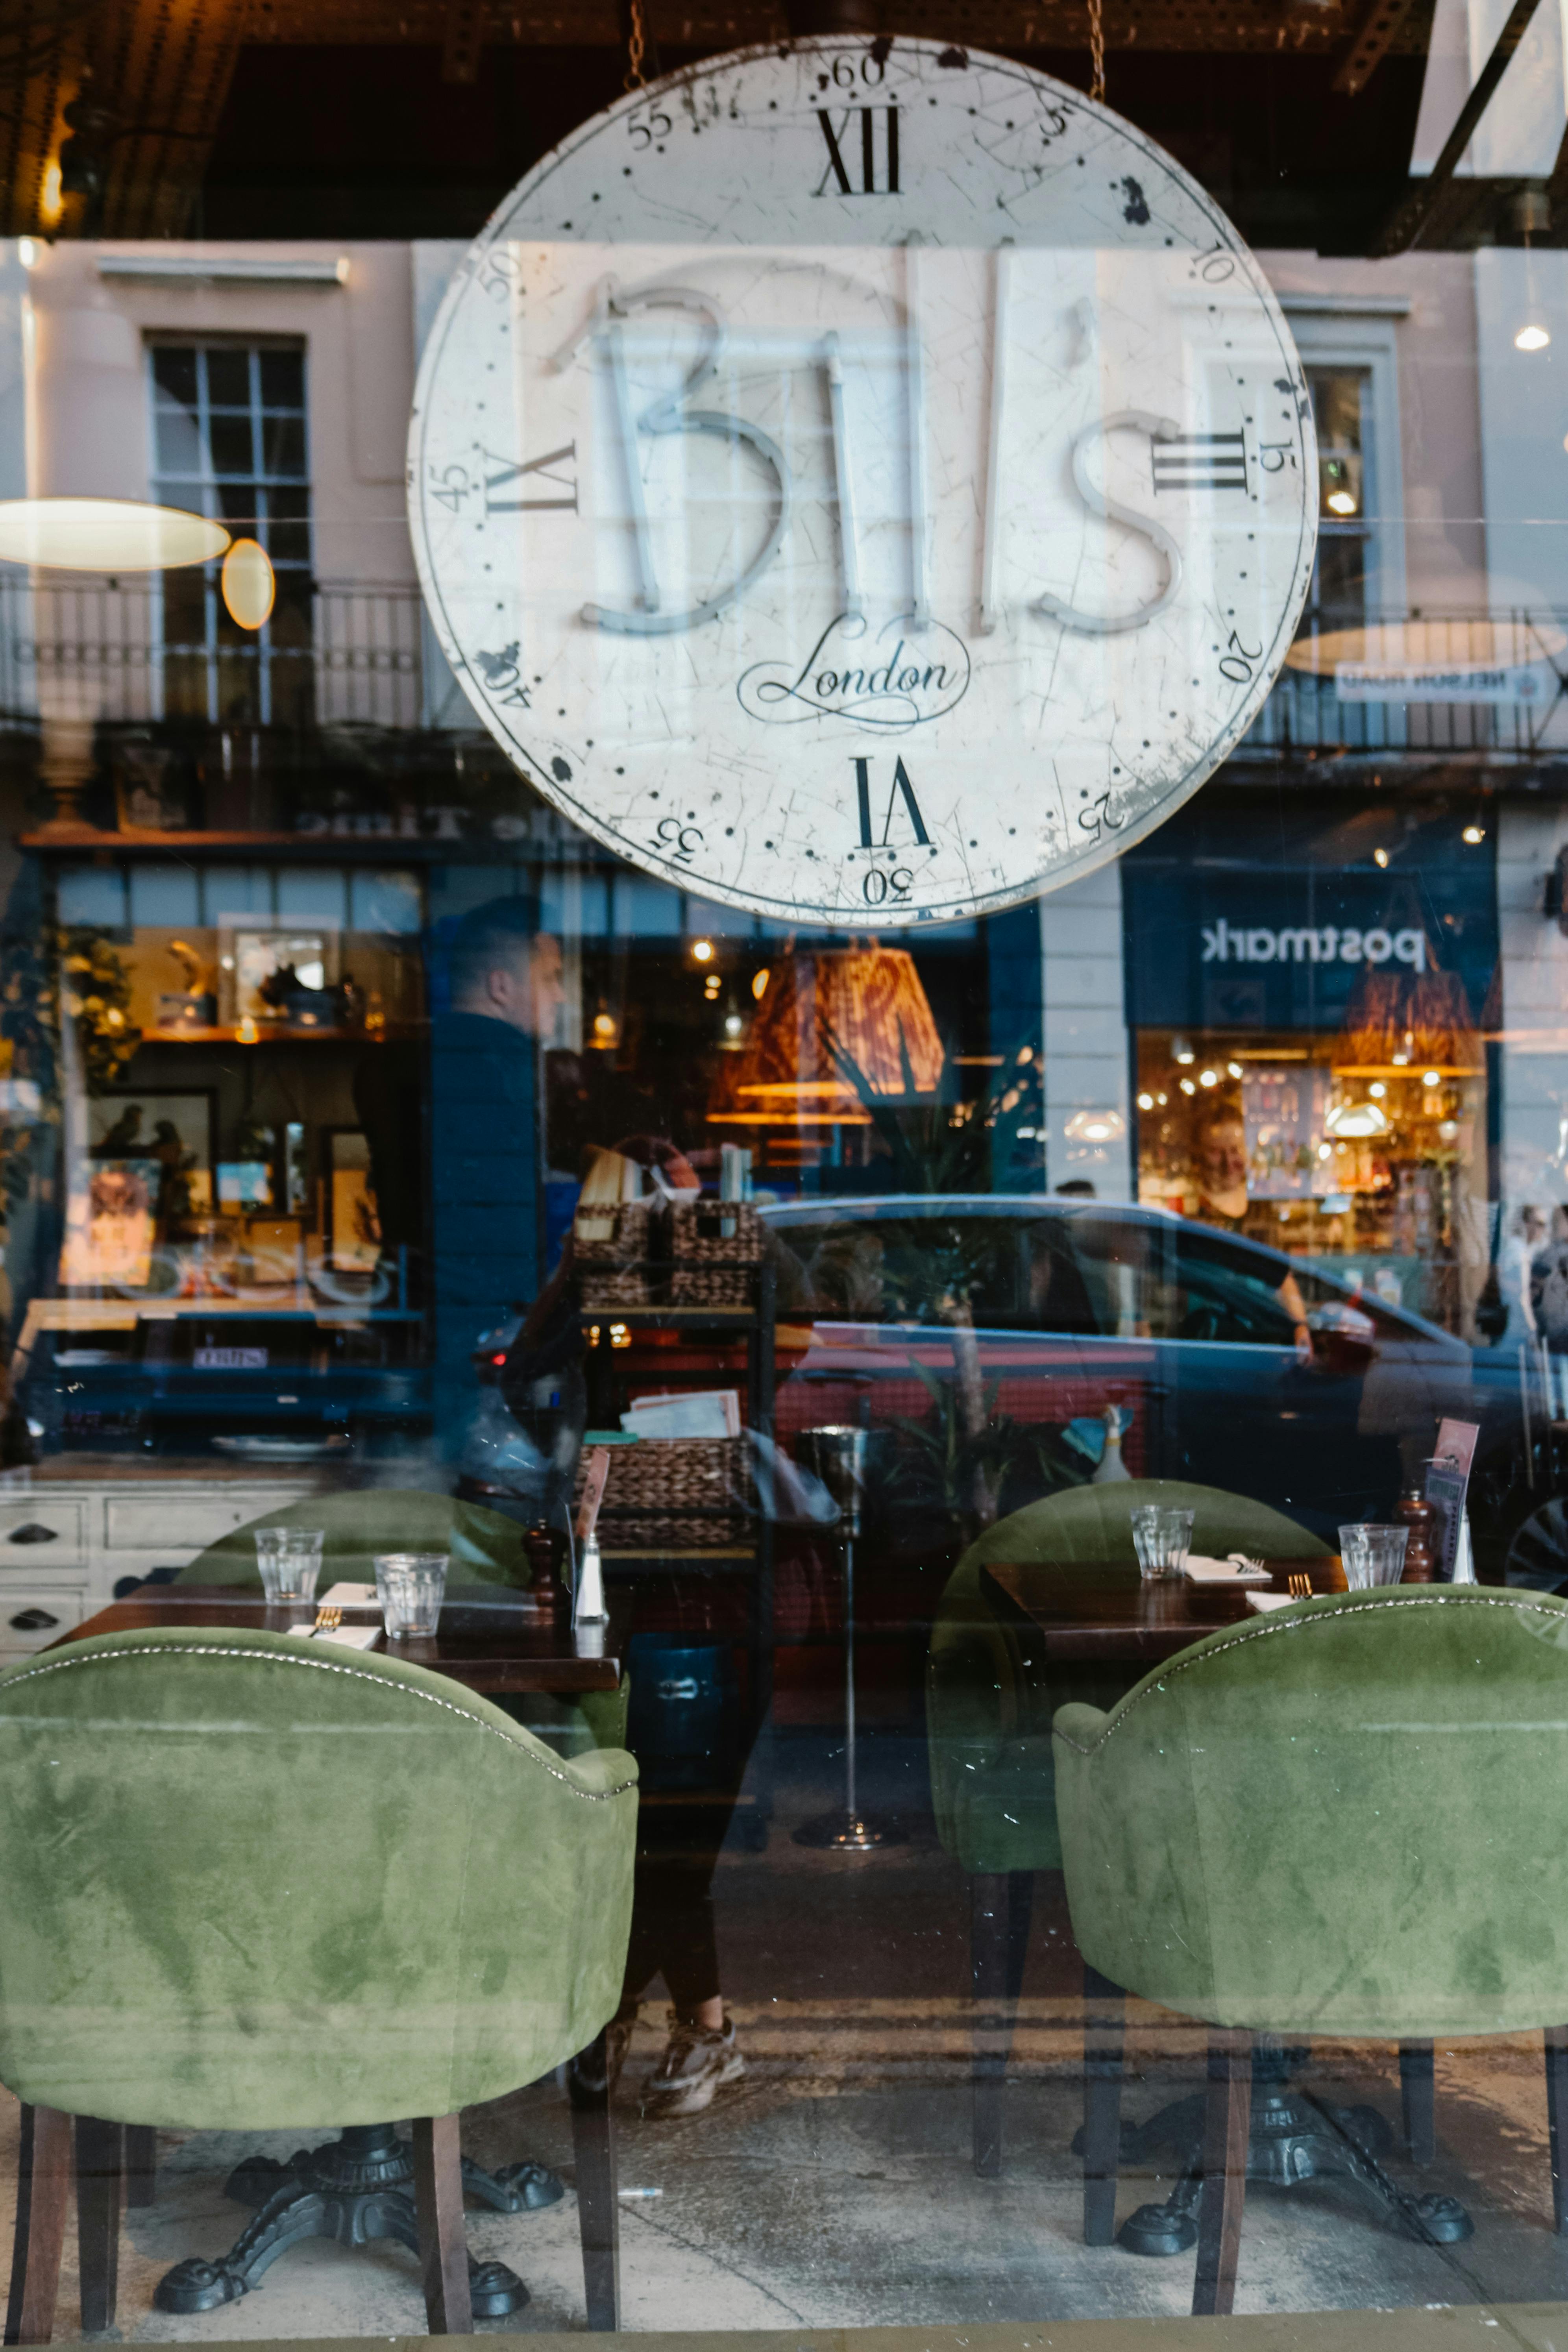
[[409, 36, 1317, 928]]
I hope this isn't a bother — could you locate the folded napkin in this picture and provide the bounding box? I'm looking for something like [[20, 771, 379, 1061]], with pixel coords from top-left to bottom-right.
[[1183, 1554, 1272, 1586], [320, 1581, 378, 1608], [285, 1621, 382, 1650], [1245, 1590, 1300, 1614]]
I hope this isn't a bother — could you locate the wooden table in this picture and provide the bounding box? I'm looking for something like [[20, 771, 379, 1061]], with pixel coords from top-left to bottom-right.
[[981, 1556, 1348, 1665], [56, 1580, 631, 1696], [40, 1577, 629, 2331]]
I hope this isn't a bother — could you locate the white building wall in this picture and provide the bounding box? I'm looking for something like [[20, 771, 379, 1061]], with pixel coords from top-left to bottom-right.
[[1041, 860, 1131, 1197]]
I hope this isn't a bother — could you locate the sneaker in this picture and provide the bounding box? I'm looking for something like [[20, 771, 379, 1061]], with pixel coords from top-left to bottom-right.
[[568, 2016, 634, 2106], [643, 2013, 746, 2117]]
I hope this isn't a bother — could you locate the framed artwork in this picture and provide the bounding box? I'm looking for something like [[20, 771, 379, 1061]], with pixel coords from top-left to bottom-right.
[[113, 742, 193, 835], [89, 1090, 214, 1224], [323, 1127, 381, 1272], [217, 918, 340, 1026], [59, 1159, 161, 1290]]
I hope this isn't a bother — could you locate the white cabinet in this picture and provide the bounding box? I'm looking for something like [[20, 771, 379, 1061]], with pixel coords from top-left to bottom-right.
[[0, 1476, 324, 1640]]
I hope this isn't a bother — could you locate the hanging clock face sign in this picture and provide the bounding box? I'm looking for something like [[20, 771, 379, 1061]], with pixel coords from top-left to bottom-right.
[[409, 39, 1317, 928]]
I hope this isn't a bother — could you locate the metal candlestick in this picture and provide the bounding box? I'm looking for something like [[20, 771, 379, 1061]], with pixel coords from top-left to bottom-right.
[[793, 1425, 905, 1850]]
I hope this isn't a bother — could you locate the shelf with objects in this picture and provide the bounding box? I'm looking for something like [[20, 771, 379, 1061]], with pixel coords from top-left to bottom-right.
[[571, 1174, 778, 1851], [10, 851, 433, 1463]]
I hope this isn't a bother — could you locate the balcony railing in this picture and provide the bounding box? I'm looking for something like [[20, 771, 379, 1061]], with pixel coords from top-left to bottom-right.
[[1243, 608, 1568, 762], [2, 586, 1564, 767], [0, 579, 427, 734]]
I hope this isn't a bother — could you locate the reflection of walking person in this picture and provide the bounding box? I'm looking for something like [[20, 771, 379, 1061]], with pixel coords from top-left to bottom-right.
[[1531, 1206, 1568, 1418], [1497, 1205, 1544, 1354]]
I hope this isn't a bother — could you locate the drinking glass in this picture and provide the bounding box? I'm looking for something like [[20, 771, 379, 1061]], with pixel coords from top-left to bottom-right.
[[255, 1527, 324, 1603], [1339, 1523, 1409, 1590], [1133, 1506, 1195, 1579], [375, 1552, 448, 1637]]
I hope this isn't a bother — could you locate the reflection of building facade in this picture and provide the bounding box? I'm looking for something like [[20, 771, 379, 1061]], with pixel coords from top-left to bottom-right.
[[2, 229, 1567, 1415]]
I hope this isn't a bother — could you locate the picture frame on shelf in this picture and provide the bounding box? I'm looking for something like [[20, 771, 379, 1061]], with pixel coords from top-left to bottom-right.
[[88, 1090, 215, 1228], [216, 916, 340, 1028], [323, 1126, 380, 1272], [59, 1159, 161, 1291]]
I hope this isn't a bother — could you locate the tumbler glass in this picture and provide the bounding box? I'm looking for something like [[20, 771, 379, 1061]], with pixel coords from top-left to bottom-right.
[[1339, 1523, 1409, 1590], [255, 1527, 324, 1603], [1133, 1505, 1195, 1579], [375, 1552, 448, 1637]]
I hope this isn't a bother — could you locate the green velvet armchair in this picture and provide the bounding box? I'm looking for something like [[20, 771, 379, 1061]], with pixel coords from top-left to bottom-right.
[[1054, 1586, 1568, 2314], [175, 1487, 627, 1756], [925, 1478, 1331, 2177], [0, 1623, 638, 2338]]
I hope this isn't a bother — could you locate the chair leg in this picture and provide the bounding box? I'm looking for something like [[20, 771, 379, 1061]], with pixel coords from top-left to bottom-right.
[[1546, 2027, 1568, 2234], [74, 2118, 122, 2336], [411, 2115, 473, 2335], [123, 2126, 157, 2210], [570, 2029, 621, 2331], [1082, 1964, 1125, 2246], [1192, 2030, 1252, 2318], [970, 1871, 1034, 2178], [6, 2105, 72, 2347], [1399, 2040, 1436, 2167]]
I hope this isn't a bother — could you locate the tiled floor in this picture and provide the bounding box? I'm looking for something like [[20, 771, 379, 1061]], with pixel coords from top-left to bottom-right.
[[7, 1738, 1568, 2338]]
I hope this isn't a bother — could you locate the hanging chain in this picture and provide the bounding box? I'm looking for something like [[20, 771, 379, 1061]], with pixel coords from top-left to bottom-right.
[[1087, 0, 1106, 104], [623, 0, 647, 91]]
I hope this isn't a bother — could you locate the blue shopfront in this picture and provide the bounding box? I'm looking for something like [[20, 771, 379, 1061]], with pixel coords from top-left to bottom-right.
[[1120, 793, 1500, 1333]]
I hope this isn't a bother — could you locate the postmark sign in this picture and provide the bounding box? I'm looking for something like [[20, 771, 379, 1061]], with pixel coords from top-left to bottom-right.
[[409, 38, 1317, 928]]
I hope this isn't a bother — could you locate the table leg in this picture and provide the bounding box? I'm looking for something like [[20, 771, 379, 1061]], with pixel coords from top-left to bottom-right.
[[1400, 2040, 1436, 2167], [1082, 1964, 1125, 2246], [7, 2104, 71, 2346], [412, 2116, 473, 2335], [74, 2117, 123, 2335], [123, 2126, 157, 2210], [570, 2030, 621, 2331], [1192, 2030, 1252, 2317]]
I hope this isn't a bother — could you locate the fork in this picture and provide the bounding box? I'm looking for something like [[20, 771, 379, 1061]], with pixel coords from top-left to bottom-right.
[[311, 1605, 342, 1636], [1286, 1573, 1313, 1601]]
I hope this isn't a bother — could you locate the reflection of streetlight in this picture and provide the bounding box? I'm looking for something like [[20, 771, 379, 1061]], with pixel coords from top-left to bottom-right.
[[692, 938, 715, 964], [1516, 323, 1551, 351], [0, 498, 229, 571], [1063, 1109, 1126, 1144], [222, 538, 275, 630]]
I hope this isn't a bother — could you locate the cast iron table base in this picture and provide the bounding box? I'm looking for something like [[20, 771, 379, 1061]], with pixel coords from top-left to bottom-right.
[[153, 2123, 562, 2315], [1076, 2043, 1473, 2256]]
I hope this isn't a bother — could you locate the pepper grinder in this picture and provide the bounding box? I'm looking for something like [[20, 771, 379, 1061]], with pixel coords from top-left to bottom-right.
[[1396, 1490, 1438, 1583], [523, 1520, 569, 1616]]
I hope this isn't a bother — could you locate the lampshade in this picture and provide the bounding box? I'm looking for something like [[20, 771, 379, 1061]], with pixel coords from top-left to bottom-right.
[[0, 498, 230, 572], [1285, 615, 1566, 675], [222, 537, 276, 629], [719, 946, 944, 1119]]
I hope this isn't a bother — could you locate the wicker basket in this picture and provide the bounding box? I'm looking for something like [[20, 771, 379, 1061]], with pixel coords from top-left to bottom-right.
[[575, 1199, 655, 1307], [670, 1200, 763, 1307], [578, 1435, 752, 1551]]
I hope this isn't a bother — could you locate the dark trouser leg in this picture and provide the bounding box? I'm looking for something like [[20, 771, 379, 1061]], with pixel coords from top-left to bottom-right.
[[74, 2117, 122, 2335], [1192, 2030, 1252, 2317], [970, 1871, 1034, 2178], [1082, 1964, 1126, 2245], [570, 2032, 621, 2330], [410, 2114, 473, 2335], [1399, 2041, 1435, 2167], [123, 2126, 157, 2210], [1546, 2027, 1568, 2234], [6, 2105, 72, 2347]]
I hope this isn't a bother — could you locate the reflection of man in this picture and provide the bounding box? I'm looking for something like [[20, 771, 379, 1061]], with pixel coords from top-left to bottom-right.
[[426, 895, 564, 1454], [1186, 1105, 1313, 1362]]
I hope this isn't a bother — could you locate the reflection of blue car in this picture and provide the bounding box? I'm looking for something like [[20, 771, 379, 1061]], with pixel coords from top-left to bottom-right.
[[762, 1195, 1527, 1553]]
